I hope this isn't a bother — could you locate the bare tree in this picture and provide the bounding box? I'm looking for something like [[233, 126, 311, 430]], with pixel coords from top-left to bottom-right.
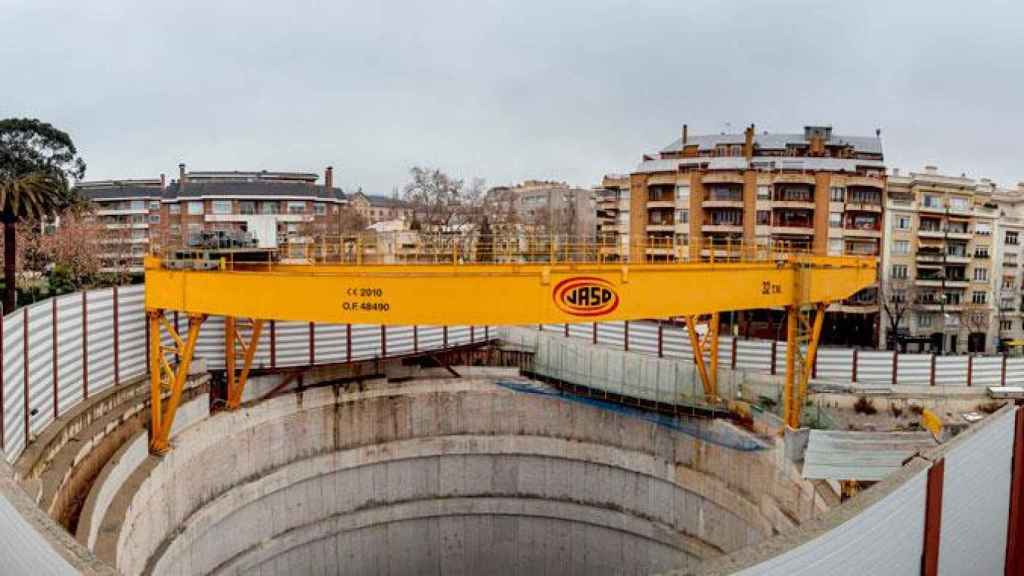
[[881, 280, 915, 350], [402, 167, 484, 231], [960, 303, 991, 352]]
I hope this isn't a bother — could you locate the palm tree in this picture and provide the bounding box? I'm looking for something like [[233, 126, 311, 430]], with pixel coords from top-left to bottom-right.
[[0, 171, 67, 312]]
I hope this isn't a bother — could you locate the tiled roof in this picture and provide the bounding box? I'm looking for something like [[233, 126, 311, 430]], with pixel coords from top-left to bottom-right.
[[660, 132, 883, 156]]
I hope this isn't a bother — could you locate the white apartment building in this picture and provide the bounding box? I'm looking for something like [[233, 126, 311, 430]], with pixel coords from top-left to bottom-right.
[[882, 166, 1024, 354]]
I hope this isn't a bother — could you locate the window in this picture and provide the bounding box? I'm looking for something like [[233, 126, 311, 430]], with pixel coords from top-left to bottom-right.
[[131, 228, 146, 239], [974, 268, 989, 282], [314, 202, 326, 215], [239, 201, 256, 215], [188, 201, 203, 215], [212, 200, 232, 214], [976, 223, 992, 236], [893, 240, 910, 255], [1004, 277, 1015, 290], [148, 214, 160, 224], [1007, 231, 1019, 245], [829, 187, 845, 202], [169, 203, 180, 215], [676, 209, 689, 224], [891, 264, 908, 279], [972, 291, 988, 304], [130, 200, 145, 211], [918, 314, 933, 328], [675, 185, 690, 201], [895, 216, 911, 230], [149, 201, 161, 211], [949, 197, 969, 211], [922, 195, 942, 209], [975, 246, 990, 258], [756, 186, 771, 200], [829, 212, 842, 228], [756, 210, 770, 225], [829, 239, 843, 254], [130, 214, 145, 224], [287, 201, 306, 214], [261, 201, 278, 215]]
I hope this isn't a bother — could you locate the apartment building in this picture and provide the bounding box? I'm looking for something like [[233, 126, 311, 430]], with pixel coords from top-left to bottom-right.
[[880, 166, 1024, 354], [487, 180, 597, 237], [627, 124, 886, 346], [348, 191, 413, 224], [78, 164, 348, 272], [595, 174, 630, 259]]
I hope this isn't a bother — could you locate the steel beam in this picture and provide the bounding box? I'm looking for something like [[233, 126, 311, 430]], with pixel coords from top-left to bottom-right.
[[149, 312, 205, 455]]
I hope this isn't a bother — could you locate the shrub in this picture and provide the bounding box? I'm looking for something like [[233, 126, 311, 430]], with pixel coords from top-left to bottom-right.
[[890, 403, 903, 418], [853, 396, 877, 415], [977, 401, 1004, 414]]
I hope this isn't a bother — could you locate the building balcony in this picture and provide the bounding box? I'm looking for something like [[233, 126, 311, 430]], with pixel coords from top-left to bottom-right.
[[104, 223, 149, 230], [914, 278, 943, 288], [946, 231, 973, 240], [773, 174, 816, 185], [844, 202, 882, 213], [771, 200, 816, 210], [916, 252, 945, 262], [918, 203, 947, 214], [646, 224, 675, 232], [701, 199, 744, 208], [205, 213, 313, 223], [646, 200, 675, 208], [945, 254, 971, 264], [915, 303, 964, 312], [702, 173, 745, 185], [95, 208, 149, 216], [843, 227, 881, 239], [702, 224, 743, 233], [845, 176, 885, 189], [771, 224, 814, 235], [918, 229, 944, 238]]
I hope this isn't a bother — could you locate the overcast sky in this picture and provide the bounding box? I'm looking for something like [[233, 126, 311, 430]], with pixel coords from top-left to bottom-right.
[[2, 0, 1022, 192]]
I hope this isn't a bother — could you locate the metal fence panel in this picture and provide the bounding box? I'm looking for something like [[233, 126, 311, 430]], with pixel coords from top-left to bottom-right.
[[117, 287, 147, 382], [25, 302, 54, 436], [350, 324, 382, 361], [3, 313, 25, 461], [938, 407, 1015, 576], [194, 315, 225, 371], [385, 326, 415, 356], [595, 321, 625, 349], [567, 323, 593, 342], [313, 323, 347, 364], [415, 326, 442, 353], [447, 325, 471, 346], [736, 339, 772, 373], [971, 357, 1002, 387], [660, 324, 691, 360], [934, 357, 969, 387], [55, 294, 84, 419], [1007, 358, 1024, 384], [85, 289, 115, 396], [857, 351, 894, 384], [274, 321, 310, 367], [815, 348, 854, 382], [896, 354, 932, 386], [627, 321, 659, 355]]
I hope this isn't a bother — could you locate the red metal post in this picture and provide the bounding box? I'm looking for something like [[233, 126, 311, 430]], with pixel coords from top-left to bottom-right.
[[309, 322, 315, 365], [1005, 408, 1024, 576], [52, 299, 58, 419], [269, 320, 277, 368], [22, 307, 29, 441], [731, 337, 738, 370], [967, 355, 973, 387], [770, 340, 778, 375], [592, 322, 598, 344], [624, 320, 629, 352], [922, 458, 945, 576], [346, 324, 352, 362], [413, 325, 418, 353], [82, 292, 88, 399], [657, 321, 664, 358], [112, 287, 120, 386], [0, 309, 5, 450], [381, 325, 387, 357], [930, 355, 937, 387], [851, 349, 859, 383], [892, 351, 899, 385]]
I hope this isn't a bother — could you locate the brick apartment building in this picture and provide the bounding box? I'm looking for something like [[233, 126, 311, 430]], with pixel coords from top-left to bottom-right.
[[623, 124, 886, 346], [78, 164, 349, 272]]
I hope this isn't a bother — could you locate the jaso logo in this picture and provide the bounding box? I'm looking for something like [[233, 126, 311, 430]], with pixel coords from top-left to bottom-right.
[[553, 277, 619, 317]]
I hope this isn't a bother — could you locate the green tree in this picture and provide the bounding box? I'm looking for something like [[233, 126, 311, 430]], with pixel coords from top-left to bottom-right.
[[0, 119, 86, 312]]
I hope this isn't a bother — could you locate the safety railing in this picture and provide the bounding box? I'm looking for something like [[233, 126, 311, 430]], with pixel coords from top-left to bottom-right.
[[155, 232, 868, 270]]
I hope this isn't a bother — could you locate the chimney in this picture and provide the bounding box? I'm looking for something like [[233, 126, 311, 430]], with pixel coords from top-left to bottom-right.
[[325, 166, 334, 191], [178, 163, 187, 190], [682, 124, 688, 146], [892, 168, 900, 177], [160, 173, 166, 189], [743, 124, 755, 160]]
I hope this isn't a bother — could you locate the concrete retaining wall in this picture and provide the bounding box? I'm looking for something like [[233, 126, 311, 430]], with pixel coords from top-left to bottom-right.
[[101, 379, 824, 575]]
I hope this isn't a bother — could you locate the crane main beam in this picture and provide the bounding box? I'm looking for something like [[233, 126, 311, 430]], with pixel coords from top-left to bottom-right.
[[142, 253, 876, 454]]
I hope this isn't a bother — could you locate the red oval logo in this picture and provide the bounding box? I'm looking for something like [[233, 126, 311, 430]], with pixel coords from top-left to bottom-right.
[[553, 277, 620, 317]]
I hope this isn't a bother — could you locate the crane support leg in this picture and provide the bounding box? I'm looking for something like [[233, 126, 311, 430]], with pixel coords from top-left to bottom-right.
[[685, 314, 720, 401], [148, 311, 205, 455], [783, 303, 826, 429], [225, 317, 265, 409]]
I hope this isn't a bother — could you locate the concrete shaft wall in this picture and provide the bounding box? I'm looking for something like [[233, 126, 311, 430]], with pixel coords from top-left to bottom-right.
[[102, 378, 823, 575]]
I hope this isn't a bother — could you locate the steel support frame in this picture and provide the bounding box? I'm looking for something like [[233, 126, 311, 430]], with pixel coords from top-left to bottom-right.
[[685, 313, 720, 400], [782, 302, 826, 429], [148, 310, 206, 455], [224, 316, 265, 409]]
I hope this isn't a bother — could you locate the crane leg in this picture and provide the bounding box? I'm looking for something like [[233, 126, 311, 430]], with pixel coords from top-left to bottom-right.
[[783, 303, 826, 429], [226, 317, 264, 409], [149, 311, 205, 455]]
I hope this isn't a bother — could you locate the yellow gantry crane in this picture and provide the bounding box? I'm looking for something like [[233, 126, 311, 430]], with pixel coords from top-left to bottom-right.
[[143, 245, 875, 454]]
